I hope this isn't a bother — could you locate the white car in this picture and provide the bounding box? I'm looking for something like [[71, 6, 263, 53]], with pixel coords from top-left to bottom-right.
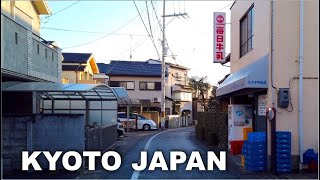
[[118, 112, 158, 131]]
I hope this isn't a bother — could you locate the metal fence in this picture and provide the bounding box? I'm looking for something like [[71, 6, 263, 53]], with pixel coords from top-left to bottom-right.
[[166, 115, 190, 128]]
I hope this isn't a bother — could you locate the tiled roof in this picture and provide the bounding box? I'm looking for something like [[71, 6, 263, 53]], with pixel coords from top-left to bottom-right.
[[97, 63, 109, 73], [62, 65, 85, 71], [106, 61, 161, 77], [62, 53, 92, 63]]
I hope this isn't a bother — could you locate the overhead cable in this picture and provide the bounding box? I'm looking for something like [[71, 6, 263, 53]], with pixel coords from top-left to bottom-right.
[[61, 4, 151, 49]]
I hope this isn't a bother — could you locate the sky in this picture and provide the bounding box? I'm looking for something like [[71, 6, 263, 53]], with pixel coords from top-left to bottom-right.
[[41, 1, 233, 85]]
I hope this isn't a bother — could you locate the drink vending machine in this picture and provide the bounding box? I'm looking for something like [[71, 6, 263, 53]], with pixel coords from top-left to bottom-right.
[[228, 105, 253, 150]]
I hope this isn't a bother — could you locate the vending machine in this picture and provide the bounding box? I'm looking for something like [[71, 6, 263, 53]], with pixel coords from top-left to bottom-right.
[[228, 105, 253, 150]]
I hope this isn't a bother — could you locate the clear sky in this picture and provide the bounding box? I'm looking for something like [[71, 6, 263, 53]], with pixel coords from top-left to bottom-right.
[[41, 1, 233, 85]]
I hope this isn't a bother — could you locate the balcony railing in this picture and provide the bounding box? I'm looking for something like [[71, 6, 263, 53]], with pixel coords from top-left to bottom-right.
[[1, 14, 62, 83], [173, 92, 192, 102]]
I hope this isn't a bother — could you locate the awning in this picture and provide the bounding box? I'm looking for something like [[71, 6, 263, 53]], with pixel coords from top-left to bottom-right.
[[216, 54, 269, 97]]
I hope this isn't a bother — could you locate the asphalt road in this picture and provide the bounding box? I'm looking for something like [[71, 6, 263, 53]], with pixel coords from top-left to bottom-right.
[[80, 127, 242, 179]]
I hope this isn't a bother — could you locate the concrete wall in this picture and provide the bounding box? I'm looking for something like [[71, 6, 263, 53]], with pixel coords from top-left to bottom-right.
[[2, 114, 85, 173], [1, 14, 60, 82], [1, 1, 41, 35]]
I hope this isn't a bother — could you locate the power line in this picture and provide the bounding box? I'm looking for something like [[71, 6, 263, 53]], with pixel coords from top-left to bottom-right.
[[61, 4, 151, 49], [150, 0, 181, 65], [41, 1, 80, 23], [216, 2, 234, 12], [133, 0, 160, 59], [41, 27, 148, 36], [145, 1, 154, 42]]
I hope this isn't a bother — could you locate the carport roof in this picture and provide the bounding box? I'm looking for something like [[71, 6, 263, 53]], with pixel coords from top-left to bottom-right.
[[2, 82, 137, 105], [111, 87, 140, 105], [2, 82, 117, 101], [2, 82, 104, 92]]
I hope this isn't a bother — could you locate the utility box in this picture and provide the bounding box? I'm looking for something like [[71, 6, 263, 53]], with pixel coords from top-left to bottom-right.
[[278, 88, 290, 108]]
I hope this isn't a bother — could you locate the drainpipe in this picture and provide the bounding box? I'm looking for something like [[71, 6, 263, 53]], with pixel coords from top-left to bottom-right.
[[298, 0, 304, 171], [271, 0, 277, 106]]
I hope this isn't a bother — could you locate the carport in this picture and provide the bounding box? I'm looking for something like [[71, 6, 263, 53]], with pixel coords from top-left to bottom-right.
[[2, 82, 119, 151], [111, 87, 141, 131]]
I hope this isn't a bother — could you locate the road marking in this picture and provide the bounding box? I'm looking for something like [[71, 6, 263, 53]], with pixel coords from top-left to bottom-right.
[[130, 128, 179, 180]]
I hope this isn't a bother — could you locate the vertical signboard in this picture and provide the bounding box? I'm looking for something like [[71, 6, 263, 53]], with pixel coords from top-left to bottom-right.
[[258, 95, 267, 116], [213, 12, 226, 63]]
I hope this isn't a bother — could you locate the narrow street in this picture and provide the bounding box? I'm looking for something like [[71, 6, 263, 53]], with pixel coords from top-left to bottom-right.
[[79, 127, 247, 179]]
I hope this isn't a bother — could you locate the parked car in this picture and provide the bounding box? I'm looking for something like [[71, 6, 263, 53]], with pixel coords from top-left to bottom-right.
[[118, 112, 158, 131], [117, 120, 124, 137]]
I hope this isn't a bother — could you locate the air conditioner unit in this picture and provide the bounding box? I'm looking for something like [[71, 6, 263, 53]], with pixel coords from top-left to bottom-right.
[[153, 97, 161, 103]]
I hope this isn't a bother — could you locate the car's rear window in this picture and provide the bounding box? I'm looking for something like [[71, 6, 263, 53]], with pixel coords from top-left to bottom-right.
[[118, 113, 126, 118]]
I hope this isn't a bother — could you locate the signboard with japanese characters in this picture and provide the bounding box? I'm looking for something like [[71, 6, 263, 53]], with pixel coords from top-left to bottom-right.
[[213, 12, 226, 63], [258, 95, 267, 116]]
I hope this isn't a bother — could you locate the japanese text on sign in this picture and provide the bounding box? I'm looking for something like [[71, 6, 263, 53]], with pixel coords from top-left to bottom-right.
[[213, 12, 226, 63]]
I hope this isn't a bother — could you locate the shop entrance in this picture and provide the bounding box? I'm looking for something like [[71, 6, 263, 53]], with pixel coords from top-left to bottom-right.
[[232, 90, 267, 133]]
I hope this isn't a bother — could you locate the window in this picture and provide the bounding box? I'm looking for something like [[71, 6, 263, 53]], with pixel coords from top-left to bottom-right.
[[37, 44, 39, 54], [130, 113, 137, 119], [138, 115, 147, 120], [147, 82, 155, 90], [240, 5, 254, 57], [52, 52, 54, 61], [140, 82, 147, 90], [15, 32, 18, 44], [118, 113, 126, 118], [126, 82, 134, 90], [140, 82, 161, 90], [45, 49, 48, 58], [109, 81, 135, 90]]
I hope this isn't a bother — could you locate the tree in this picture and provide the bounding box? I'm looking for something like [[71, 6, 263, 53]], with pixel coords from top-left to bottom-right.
[[189, 76, 210, 111], [207, 86, 221, 112]]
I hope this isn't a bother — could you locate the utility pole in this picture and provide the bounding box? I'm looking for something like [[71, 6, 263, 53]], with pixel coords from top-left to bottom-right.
[[160, 0, 166, 130], [160, 0, 188, 130]]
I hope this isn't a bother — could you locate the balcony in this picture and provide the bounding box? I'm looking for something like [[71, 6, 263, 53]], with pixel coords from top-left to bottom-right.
[[173, 92, 192, 102], [1, 14, 62, 82]]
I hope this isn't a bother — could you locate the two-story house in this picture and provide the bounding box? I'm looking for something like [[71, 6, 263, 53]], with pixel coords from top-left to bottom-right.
[[98, 59, 193, 116], [1, 0, 62, 83], [61, 52, 99, 84], [217, 0, 318, 171]]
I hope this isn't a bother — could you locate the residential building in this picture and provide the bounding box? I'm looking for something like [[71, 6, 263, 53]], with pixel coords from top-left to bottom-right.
[[61, 52, 99, 84], [217, 0, 318, 171], [98, 59, 193, 116], [165, 62, 192, 116], [95, 63, 109, 84], [1, 0, 62, 82]]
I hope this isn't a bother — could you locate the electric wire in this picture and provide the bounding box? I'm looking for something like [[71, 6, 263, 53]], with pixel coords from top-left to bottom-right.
[[133, 0, 161, 59], [145, 1, 155, 44], [41, 1, 80, 23], [61, 4, 151, 49], [41, 27, 148, 36], [216, 2, 234, 12]]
